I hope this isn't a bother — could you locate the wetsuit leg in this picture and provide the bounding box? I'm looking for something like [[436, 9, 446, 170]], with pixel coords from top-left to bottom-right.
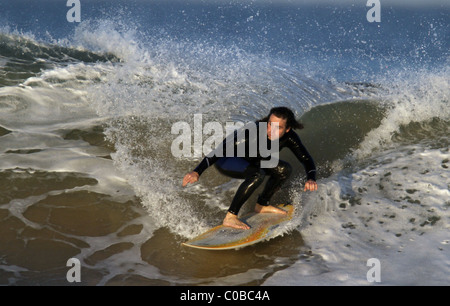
[[257, 160, 292, 206], [215, 157, 265, 215]]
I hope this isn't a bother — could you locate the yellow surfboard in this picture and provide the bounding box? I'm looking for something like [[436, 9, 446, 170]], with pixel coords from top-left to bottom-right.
[[182, 204, 294, 250]]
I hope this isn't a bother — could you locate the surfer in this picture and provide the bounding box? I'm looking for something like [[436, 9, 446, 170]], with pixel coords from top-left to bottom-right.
[[182, 107, 317, 230]]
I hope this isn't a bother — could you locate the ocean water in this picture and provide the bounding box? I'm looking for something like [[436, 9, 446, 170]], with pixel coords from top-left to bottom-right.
[[0, 0, 448, 286]]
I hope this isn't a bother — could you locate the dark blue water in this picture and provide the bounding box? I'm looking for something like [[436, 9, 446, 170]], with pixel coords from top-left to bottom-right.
[[2, 0, 448, 82]]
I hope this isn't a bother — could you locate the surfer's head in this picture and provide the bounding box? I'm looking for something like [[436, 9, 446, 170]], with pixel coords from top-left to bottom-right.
[[264, 107, 303, 140]]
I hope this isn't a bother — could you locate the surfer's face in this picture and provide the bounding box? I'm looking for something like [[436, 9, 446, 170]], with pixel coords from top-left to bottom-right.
[[267, 114, 290, 140]]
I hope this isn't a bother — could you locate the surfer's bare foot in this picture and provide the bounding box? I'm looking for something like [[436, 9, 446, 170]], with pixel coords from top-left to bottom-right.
[[254, 204, 287, 214], [223, 212, 250, 230]]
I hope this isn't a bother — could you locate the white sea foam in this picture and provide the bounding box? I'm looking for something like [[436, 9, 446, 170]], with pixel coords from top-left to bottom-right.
[[266, 144, 450, 285]]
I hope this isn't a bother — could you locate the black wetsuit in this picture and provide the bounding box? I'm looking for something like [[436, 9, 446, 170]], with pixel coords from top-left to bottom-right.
[[194, 121, 316, 215]]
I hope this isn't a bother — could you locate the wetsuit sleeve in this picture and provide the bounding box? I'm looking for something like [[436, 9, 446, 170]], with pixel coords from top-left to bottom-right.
[[193, 132, 236, 176], [193, 155, 218, 176], [286, 131, 317, 181]]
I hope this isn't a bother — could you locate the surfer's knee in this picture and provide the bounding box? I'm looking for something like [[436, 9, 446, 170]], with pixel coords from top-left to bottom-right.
[[275, 161, 292, 180]]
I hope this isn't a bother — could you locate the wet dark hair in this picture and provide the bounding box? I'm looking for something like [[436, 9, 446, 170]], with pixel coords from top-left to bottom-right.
[[259, 107, 304, 130]]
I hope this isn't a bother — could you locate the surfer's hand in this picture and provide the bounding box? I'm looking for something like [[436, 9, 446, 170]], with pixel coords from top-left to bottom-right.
[[304, 179, 317, 191], [182, 171, 199, 187]]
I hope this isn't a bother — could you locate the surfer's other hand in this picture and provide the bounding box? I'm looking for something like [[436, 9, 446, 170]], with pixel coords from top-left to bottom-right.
[[182, 171, 199, 187], [304, 179, 317, 191]]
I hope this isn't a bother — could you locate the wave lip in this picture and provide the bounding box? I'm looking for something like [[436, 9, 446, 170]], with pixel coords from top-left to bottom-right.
[[353, 67, 450, 159]]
